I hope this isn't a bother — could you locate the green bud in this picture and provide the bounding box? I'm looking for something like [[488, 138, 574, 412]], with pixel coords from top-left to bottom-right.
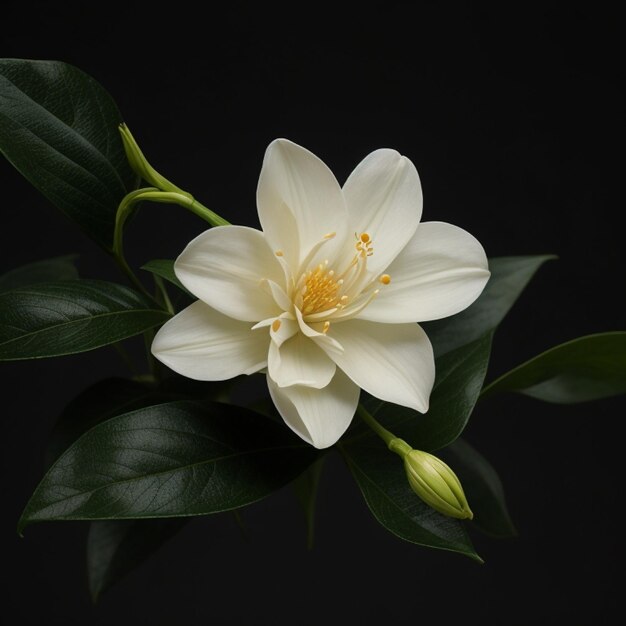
[[402, 446, 473, 520], [118, 124, 189, 196]]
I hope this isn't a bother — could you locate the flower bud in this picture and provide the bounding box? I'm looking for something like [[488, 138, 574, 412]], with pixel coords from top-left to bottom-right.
[[119, 124, 188, 196], [402, 447, 473, 520]]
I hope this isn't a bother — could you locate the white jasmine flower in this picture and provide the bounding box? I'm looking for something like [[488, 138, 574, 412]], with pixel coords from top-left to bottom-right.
[[152, 140, 489, 448]]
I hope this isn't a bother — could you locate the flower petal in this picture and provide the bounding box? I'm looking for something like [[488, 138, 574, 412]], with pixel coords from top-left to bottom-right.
[[267, 369, 360, 449], [257, 139, 348, 268], [341, 149, 422, 275], [358, 222, 490, 323], [175, 225, 284, 322], [152, 301, 269, 380], [323, 320, 434, 412], [268, 332, 336, 389], [270, 314, 298, 348]]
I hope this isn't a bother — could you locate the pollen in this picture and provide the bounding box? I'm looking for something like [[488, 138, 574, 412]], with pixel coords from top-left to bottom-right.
[[271, 318, 282, 332], [301, 262, 341, 315], [355, 232, 373, 258], [275, 250, 284, 257], [380, 274, 391, 285]]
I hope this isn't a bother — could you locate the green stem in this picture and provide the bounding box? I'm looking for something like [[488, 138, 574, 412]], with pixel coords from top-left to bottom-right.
[[356, 404, 412, 457], [153, 275, 175, 315], [356, 404, 396, 446], [114, 250, 153, 299], [112, 188, 229, 303], [188, 197, 231, 227], [143, 330, 160, 382]]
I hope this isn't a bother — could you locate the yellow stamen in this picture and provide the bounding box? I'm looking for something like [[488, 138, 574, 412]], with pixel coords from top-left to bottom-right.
[[322, 321, 330, 333], [271, 319, 282, 332], [275, 250, 284, 257], [380, 274, 391, 285], [360, 232, 370, 243]]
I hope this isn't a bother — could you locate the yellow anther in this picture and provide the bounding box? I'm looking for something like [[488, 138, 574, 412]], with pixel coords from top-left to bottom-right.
[[360, 232, 371, 243], [322, 321, 330, 334], [324, 232, 336, 239], [275, 250, 284, 257], [271, 319, 282, 332], [380, 274, 391, 285]]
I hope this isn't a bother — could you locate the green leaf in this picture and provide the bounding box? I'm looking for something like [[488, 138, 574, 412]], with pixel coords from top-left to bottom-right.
[[45, 378, 172, 467], [45, 377, 223, 600], [19, 401, 319, 530], [341, 439, 481, 561], [0, 280, 170, 360], [360, 332, 493, 452], [0, 59, 136, 249], [424, 255, 555, 356], [481, 332, 626, 403], [0, 255, 78, 293], [88, 518, 186, 602], [439, 439, 516, 538], [141, 259, 190, 295], [292, 458, 325, 549], [45, 376, 229, 467]]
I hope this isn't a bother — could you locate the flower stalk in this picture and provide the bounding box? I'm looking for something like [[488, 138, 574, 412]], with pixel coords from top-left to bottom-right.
[[357, 404, 473, 520], [112, 126, 230, 299]]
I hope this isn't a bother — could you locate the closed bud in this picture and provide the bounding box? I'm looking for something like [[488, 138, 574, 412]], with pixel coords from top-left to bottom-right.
[[119, 124, 189, 196], [401, 445, 473, 520]]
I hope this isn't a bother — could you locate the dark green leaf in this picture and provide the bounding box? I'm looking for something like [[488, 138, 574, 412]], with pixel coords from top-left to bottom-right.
[[341, 439, 481, 561], [0, 255, 78, 293], [45, 378, 169, 467], [19, 401, 319, 530], [292, 458, 325, 549], [481, 332, 626, 403], [0, 280, 170, 360], [88, 518, 186, 602], [0, 59, 135, 249], [45, 376, 227, 467], [45, 376, 222, 599], [424, 255, 555, 356], [439, 439, 516, 538], [141, 259, 190, 296], [360, 332, 492, 452]]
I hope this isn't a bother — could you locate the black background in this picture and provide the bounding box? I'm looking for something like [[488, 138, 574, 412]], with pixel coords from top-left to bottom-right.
[[2, 3, 624, 624]]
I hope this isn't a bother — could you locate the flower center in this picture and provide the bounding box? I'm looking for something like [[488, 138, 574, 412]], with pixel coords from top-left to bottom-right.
[[300, 263, 342, 315], [264, 232, 390, 333], [290, 232, 389, 321]]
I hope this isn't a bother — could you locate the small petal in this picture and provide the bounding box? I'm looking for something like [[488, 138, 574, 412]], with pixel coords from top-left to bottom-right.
[[358, 222, 490, 323], [294, 306, 344, 354], [257, 139, 348, 269], [270, 314, 298, 348], [152, 301, 269, 380], [323, 320, 434, 412], [341, 149, 422, 275], [260, 278, 292, 311], [267, 369, 360, 449], [268, 332, 336, 389], [175, 225, 284, 322]]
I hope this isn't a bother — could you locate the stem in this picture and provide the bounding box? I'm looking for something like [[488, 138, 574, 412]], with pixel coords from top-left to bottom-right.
[[356, 404, 396, 446], [112, 189, 229, 295], [356, 404, 412, 457], [153, 275, 175, 315], [143, 330, 160, 382], [114, 251, 153, 299], [189, 198, 230, 226]]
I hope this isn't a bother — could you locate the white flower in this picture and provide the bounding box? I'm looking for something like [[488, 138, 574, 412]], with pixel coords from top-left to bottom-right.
[[152, 140, 489, 449]]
